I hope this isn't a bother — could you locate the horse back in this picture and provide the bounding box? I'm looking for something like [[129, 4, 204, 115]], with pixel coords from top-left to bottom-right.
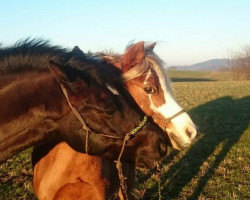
[[33, 142, 115, 200]]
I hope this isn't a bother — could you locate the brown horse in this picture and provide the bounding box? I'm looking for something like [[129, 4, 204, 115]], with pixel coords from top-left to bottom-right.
[[0, 39, 169, 163], [33, 142, 134, 200], [33, 42, 197, 200], [0, 39, 170, 198], [32, 56, 170, 200]]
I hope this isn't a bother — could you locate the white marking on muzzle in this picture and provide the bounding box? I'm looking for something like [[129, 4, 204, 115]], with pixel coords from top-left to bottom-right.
[[148, 67, 197, 150]]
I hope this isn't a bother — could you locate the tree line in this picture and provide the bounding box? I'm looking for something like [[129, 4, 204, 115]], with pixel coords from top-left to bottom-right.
[[229, 45, 250, 80]]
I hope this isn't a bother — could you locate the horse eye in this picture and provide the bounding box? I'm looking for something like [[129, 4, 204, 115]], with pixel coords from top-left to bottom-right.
[[144, 87, 156, 94], [105, 106, 116, 115]]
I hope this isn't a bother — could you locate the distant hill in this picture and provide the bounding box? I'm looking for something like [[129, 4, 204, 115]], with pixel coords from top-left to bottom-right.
[[169, 59, 230, 71]]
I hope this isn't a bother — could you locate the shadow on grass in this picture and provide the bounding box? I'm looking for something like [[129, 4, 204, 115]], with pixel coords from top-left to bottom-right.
[[171, 77, 214, 82], [138, 95, 250, 200]]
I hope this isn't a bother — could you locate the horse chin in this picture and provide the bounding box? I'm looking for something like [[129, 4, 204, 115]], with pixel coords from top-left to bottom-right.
[[136, 157, 157, 169], [168, 135, 189, 151]]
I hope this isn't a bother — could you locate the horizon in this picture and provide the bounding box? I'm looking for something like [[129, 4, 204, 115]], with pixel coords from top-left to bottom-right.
[[1, 0, 249, 66]]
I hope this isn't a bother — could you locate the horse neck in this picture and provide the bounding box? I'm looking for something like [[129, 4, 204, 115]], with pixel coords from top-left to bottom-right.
[[0, 71, 69, 163]]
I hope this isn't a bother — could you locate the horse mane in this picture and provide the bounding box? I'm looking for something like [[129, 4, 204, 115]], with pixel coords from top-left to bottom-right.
[[0, 38, 70, 75], [0, 38, 122, 90]]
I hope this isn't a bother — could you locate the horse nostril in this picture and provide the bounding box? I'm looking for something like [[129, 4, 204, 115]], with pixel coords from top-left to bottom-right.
[[159, 142, 167, 155], [186, 128, 193, 139]]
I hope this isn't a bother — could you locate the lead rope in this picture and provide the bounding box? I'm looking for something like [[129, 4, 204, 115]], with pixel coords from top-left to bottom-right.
[[61, 83, 182, 200], [60, 84, 90, 153], [61, 84, 147, 199], [156, 162, 162, 200], [116, 116, 148, 200], [60, 84, 160, 200]]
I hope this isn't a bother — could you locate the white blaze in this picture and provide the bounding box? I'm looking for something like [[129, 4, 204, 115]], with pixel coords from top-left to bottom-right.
[[148, 67, 197, 150], [143, 70, 152, 85]]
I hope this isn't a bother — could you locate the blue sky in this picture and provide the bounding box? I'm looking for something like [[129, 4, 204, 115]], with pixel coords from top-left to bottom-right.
[[1, 0, 250, 66]]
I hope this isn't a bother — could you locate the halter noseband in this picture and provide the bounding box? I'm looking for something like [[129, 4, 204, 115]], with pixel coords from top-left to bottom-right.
[[60, 83, 148, 152], [164, 109, 185, 127], [121, 60, 186, 128]]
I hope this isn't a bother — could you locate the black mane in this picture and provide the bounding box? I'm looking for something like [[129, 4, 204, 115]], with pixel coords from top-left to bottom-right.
[[0, 38, 141, 113], [0, 38, 70, 75], [0, 38, 121, 87]]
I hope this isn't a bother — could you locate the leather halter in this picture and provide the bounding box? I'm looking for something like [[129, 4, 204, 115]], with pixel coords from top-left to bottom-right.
[[60, 83, 149, 200], [121, 61, 186, 128], [59, 83, 148, 153], [164, 109, 185, 127]]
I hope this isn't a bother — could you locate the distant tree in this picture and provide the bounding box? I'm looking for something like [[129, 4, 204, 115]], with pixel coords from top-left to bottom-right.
[[229, 45, 250, 80]]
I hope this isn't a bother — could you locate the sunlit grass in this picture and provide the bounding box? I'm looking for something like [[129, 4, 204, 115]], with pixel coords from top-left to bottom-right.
[[137, 81, 250, 200], [0, 148, 35, 200], [1, 81, 250, 200]]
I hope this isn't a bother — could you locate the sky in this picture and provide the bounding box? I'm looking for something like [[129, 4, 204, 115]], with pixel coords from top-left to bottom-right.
[[1, 0, 250, 66]]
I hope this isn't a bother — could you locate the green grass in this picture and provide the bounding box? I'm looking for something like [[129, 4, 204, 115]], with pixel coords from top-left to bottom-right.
[[1, 81, 250, 200], [137, 81, 250, 200], [0, 148, 36, 200]]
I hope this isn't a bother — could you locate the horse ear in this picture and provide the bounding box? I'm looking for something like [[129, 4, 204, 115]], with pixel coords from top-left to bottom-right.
[[49, 60, 87, 92], [121, 41, 145, 72], [146, 42, 156, 50], [72, 46, 85, 58]]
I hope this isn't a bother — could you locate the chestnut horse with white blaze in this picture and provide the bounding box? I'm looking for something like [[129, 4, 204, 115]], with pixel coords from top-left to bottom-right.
[[103, 41, 197, 150]]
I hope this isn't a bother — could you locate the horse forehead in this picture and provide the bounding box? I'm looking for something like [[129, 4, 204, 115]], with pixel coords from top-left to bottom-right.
[[144, 65, 171, 107], [143, 68, 159, 84]]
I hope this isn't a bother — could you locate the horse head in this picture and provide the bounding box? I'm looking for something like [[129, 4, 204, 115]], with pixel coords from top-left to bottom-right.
[[48, 58, 170, 168], [98, 42, 197, 150]]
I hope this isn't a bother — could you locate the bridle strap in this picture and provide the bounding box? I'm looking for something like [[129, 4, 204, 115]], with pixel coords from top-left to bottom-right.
[[98, 115, 148, 139], [60, 84, 91, 153], [165, 109, 185, 124], [164, 109, 185, 129], [60, 83, 148, 150], [116, 116, 148, 200], [60, 83, 149, 200]]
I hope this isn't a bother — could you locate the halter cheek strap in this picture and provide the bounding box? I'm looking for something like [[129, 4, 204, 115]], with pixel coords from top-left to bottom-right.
[[60, 84, 91, 153], [60, 83, 149, 200]]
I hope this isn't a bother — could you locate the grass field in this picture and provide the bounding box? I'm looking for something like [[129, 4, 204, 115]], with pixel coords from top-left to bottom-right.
[[138, 81, 250, 200], [168, 70, 231, 82], [0, 77, 250, 199]]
